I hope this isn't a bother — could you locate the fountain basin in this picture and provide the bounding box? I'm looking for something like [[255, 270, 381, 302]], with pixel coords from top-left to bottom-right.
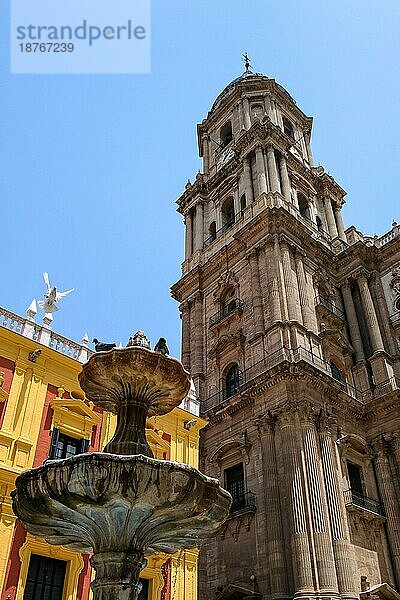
[[78, 347, 191, 456], [12, 452, 231, 554]]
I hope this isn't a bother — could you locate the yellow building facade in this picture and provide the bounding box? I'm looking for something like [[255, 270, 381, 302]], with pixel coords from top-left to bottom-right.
[[0, 306, 205, 600]]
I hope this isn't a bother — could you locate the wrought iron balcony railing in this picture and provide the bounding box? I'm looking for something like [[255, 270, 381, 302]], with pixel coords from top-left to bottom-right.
[[230, 491, 257, 514], [315, 295, 345, 320], [203, 211, 244, 249], [209, 299, 244, 326], [343, 489, 384, 516], [201, 345, 364, 414]]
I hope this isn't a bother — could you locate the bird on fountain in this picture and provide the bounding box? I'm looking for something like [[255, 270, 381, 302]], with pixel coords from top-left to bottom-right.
[[154, 338, 169, 355], [92, 339, 117, 352]]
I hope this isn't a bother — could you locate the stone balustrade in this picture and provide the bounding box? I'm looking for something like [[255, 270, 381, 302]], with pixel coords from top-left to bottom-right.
[[0, 306, 92, 363]]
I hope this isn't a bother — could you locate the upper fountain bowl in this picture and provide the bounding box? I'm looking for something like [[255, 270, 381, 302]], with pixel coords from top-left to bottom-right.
[[78, 347, 191, 417]]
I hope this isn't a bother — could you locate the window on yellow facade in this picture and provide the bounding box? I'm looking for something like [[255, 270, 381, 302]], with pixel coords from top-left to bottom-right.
[[23, 554, 66, 600], [139, 578, 150, 599], [49, 427, 89, 460]]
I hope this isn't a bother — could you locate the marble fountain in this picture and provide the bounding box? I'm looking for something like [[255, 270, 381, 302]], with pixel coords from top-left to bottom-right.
[[12, 346, 231, 599]]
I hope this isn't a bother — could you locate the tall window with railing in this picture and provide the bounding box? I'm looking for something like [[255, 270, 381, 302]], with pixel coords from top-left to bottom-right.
[[347, 462, 364, 496], [220, 121, 233, 149], [224, 363, 241, 399], [330, 361, 345, 384], [298, 193, 311, 221], [221, 196, 235, 230], [283, 116, 295, 141], [225, 463, 245, 512]]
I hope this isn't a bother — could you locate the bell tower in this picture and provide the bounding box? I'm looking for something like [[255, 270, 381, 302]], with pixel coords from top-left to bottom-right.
[[172, 64, 400, 600]]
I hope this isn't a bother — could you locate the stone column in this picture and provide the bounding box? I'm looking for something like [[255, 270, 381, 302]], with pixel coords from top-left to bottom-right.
[[317, 414, 359, 599], [324, 197, 339, 238], [264, 240, 282, 323], [278, 412, 314, 593], [195, 202, 204, 251], [391, 436, 400, 503], [180, 301, 191, 371], [357, 273, 385, 353], [193, 292, 204, 375], [242, 96, 251, 129], [258, 416, 290, 600], [233, 188, 240, 216], [202, 136, 210, 175], [371, 272, 396, 355], [371, 438, 400, 589], [304, 130, 313, 165], [248, 249, 265, 337], [238, 101, 244, 130], [279, 153, 291, 203], [185, 211, 193, 259], [308, 198, 318, 225], [280, 240, 302, 323], [333, 206, 347, 242], [267, 145, 280, 193], [243, 157, 254, 204], [292, 188, 299, 209], [341, 281, 365, 363], [274, 236, 288, 320], [295, 251, 314, 330], [300, 406, 338, 593], [255, 145, 268, 195]]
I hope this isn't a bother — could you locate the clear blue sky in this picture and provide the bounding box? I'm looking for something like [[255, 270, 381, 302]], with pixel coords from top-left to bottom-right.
[[1, 0, 399, 357]]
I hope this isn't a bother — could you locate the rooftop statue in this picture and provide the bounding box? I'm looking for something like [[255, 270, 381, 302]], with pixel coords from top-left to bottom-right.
[[38, 271, 74, 314]]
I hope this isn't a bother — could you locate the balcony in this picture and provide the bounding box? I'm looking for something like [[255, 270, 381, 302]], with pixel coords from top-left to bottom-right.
[[230, 491, 256, 515], [203, 211, 243, 249], [209, 299, 244, 326], [201, 345, 363, 414], [315, 295, 345, 320], [344, 489, 384, 516]]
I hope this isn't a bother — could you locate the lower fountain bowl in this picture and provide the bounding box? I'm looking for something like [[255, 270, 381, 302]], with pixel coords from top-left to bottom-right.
[[11, 453, 232, 555]]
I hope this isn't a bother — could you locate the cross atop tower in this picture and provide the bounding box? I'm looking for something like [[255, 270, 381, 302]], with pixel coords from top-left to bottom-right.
[[242, 52, 251, 72]]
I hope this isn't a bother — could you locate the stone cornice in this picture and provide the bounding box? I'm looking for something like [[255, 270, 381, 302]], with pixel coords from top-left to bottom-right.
[[315, 172, 347, 200]]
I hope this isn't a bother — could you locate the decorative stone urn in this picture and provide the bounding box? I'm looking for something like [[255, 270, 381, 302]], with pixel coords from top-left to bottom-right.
[[12, 347, 231, 600]]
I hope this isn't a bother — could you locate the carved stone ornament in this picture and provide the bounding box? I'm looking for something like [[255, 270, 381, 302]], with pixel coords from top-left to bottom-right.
[[213, 271, 239, 303], [389, 266, 400, 309], [208, 434, 252, 476]]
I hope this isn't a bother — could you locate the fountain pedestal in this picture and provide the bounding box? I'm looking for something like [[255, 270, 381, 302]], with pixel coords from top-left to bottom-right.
[[12, 347, 231, 599], [90, 552, 146, 600]]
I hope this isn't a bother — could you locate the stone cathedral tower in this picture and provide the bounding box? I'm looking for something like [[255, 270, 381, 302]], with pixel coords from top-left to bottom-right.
[[171, 67, 400, 600]]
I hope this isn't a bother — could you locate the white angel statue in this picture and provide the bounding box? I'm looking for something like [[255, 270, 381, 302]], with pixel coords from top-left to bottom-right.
[[38, 272, 74, 314]]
